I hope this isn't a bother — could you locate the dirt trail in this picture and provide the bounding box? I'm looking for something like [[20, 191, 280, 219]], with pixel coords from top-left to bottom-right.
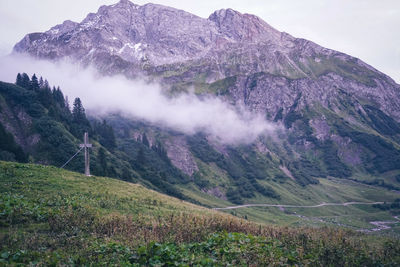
[[213, 201, 384, 210]]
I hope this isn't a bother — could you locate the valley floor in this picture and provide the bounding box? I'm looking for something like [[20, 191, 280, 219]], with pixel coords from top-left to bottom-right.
[[179, 176, 400, 236]]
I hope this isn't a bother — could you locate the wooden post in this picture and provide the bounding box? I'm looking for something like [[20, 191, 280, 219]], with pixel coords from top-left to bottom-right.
[[80, 132, 92, 176]]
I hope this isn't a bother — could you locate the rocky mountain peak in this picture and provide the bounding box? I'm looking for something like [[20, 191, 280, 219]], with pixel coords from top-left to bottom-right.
[[117, 0, 131, 5], [208, 8, 242, 21], [100, 0, 137, 11], [12, 0, 400, 123], [12, 1, 287, 65], [208, 8, 281, 43]]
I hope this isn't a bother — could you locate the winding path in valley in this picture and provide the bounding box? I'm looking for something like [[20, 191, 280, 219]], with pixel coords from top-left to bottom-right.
[[214, 202, 400, 232], [213, 201, 384, 210]]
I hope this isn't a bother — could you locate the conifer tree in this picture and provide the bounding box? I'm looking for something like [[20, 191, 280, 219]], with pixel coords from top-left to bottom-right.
[[37, 83, 53, 108], [21, 73, 30, 88], [39, 76, 44, 88], [71, 97, 91, 138], [65, 96, 70, 111], [44, 79, 50, 90], [52, 87, 65, 107], [30, 74, 39, 91], [72, 97, 86, 123], [15, 73, 22, 86]]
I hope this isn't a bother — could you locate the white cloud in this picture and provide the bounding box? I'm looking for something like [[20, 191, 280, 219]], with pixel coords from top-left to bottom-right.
[[0, 54, 278, 144]]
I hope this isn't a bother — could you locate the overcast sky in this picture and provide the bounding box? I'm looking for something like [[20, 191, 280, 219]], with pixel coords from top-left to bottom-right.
[[0, 0, 399, 83]]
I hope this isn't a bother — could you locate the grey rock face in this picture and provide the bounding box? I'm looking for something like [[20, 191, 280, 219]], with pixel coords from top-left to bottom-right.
[[310, 118, 330, 141], [208, 8, 281, 43], [331, 135, 362, 165], [10, 0, 301, 77], [14, 0, 219, 67], [165, 136, 198, 176], [202, 187, 227, 200], [226, 71, 400, 123], [0, 100, 39, 151]]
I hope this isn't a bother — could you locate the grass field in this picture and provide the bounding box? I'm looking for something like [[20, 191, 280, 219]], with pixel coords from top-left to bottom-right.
[[180, 174, 400, 235], [1, 161, 400, 265]]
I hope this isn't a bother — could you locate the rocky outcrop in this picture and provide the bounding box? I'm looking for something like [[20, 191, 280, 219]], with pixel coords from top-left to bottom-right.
[[0, 97, 39, 152], [165, 136, 198, 176], [310, 118, 330, 141], [202, 187, 227, 200]]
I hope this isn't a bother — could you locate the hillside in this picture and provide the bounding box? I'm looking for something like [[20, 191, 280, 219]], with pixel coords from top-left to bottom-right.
[[10, 0, 400, 208], [1, 76, 400, 233], [0, 79, 196, 201], [1, 161, 400, 265]]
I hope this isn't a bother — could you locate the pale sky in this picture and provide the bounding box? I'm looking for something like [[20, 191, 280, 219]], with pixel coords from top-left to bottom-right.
[[0, 0, 399, 83]]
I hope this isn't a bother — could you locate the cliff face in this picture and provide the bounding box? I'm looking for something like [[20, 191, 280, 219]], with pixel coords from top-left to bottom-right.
[[12, 0, 400, 198]]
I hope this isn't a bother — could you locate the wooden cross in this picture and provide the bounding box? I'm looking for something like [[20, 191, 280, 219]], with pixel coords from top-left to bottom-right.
[[79, 132, 92, 176]]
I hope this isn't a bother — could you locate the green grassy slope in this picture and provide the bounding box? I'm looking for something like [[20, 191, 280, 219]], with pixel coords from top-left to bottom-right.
[[1, 161, 400, 265]]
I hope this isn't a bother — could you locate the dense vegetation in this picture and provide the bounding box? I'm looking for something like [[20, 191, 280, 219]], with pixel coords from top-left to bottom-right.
[[188, 135, 280, 204], [373, 199, 400, 211], [0, 123, 27, 162], [281, 99, 400, 181], [1, 161, 399, 266]]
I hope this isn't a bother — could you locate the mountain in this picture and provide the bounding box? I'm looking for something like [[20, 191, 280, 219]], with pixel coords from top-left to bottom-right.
[[13, 0, 400, 121], [8, 1, 400, 221], [2, 161, 399, 265]]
